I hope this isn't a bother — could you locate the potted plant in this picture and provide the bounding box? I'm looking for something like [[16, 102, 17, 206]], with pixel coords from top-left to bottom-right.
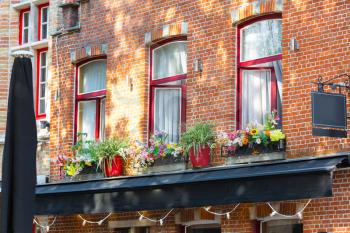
[[95, 138, 129, 177], [217, 111, 286, 164], [135, 131, 185, 173], [180, 123, 216, 168], [56, 133, 102, 181]]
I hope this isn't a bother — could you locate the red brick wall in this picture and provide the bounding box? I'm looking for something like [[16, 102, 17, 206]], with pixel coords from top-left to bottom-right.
[[282, 0, 350, 157], [49, 0, 350, 179], [47, 0, 350, 231]]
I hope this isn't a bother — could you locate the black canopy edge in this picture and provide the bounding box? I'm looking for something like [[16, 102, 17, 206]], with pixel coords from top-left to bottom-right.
[[33, 154, 349, 215]]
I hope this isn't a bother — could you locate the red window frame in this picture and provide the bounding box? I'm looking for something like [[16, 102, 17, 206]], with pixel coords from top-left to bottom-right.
[[38, 3, 49, 41], [74, 57, 107, 142], [35, 47, 48, 119], [149, 37, 187, 138], [236, 13, 282, 129], [19, 8, 30, 45]]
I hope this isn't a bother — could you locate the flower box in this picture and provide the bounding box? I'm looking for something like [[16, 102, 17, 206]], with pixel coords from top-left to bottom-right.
[[221, 139, 286, 164], [63, 164, 104, 182], [140, 155, 187, 174], [226, 151, 286, 165]]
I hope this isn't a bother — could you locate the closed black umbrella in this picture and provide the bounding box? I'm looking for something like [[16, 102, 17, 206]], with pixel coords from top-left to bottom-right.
[[1, 54, 37, 233]]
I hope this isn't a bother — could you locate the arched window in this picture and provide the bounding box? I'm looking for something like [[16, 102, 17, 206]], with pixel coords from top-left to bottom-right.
[[237, 14, 282, 129], [149, 38, 187, 143], [75, 59, 106, 140]]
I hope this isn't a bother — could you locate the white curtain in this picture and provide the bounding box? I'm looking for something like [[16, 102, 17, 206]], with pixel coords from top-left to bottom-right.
[[78, 100, 96, 140], [154, 88, 181, 143], [153, 42, 187, 80], [99, 99, 106, 140], [242, 70, 271, 127], [241, 19, 282, 62], [79, 60, 106, 93]]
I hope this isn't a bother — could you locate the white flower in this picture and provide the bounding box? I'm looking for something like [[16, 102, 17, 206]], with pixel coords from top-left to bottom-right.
[[256, 138, 261, 144]]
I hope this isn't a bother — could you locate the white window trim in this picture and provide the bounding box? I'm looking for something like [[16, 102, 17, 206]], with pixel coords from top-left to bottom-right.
[[38, 50, 47, 115]]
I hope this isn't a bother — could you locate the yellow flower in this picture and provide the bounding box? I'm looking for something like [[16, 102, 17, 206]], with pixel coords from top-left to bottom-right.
[[270, 129, 286, 142], [242, 137, 249, 145], [250, 128, 259, 136]]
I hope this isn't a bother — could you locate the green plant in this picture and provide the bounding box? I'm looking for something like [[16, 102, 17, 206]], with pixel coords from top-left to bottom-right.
[[95, 138, 129, 171], [180, 123, 216, 156], [71, 132, 98, 162], [56, 133, 98, 177]]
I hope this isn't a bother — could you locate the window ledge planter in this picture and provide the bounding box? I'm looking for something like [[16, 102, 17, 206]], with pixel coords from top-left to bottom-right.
[[140, 156, 187, 174], [226, 151, 286, 165], [221, 139, 286, 165], [62, 165, 104, 182]]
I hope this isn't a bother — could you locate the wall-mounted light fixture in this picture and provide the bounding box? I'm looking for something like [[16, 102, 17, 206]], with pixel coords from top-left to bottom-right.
[[290, 37, 300, 52], [193, 59, 203, 72], [125, 75, 133, 91]]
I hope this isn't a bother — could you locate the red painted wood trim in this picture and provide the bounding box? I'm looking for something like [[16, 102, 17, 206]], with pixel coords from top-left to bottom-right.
[[38, 3, 49, 41], [74, 58, 107, 142], [149, 37, 187, 140], [150, 74, 187, 85], [76, 90, 106, 100], [237, 67, 277, 129], [19, 8, 30, 45], [239, 54, 282, 68], [236, 13, 282, 129], [35, 47, 48, 120], [149, 85, 186, 137]]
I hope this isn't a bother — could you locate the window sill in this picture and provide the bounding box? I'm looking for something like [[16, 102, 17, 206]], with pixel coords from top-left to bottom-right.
[[10, 44, 31, 53], [12, 1, 31, 11], [51, 25, 81, 37], [31, 39, 48, 49], [32, 0, 50, 6], [58, 2, 80, 8]]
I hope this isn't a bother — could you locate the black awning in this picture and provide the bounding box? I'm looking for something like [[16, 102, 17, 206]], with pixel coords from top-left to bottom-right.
[[35, 155, 349, 215]]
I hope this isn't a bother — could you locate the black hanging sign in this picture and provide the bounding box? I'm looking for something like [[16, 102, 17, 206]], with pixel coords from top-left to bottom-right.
[[312, 74, 349, 138]]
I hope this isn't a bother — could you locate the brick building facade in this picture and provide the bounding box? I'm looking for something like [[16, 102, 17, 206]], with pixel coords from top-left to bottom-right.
[[0, 0, 51, 181], [2, 0, 350, 232]]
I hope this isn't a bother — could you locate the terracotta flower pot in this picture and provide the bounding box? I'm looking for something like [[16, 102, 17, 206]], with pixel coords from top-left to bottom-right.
[[104, 155, 124, 177], [189, 145, 211, 168]]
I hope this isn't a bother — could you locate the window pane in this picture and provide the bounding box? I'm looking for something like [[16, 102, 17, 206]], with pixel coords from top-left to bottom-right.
[[154, 88, 181, 143], [79, 60, 106, 94], [242, 69, 271, 127], [40, 83, 45, 97], [153, 42, 187, 80], [39, 99, 45, 114], [40, 68, 46, 82], [42, 25, 47, 39], [42, 7, 48, 22], [41, 52, 47, 66], [23, 12, 29, 27], [23, 29, 29, 43], [241, 19, 281, 61], [99, 99, 106, 140], [78, 101, 96, 140]]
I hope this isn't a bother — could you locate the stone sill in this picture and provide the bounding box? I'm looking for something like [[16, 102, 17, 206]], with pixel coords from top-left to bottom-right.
[[59, 2, 80, 8], [31, 39, 48, 49], [12, 1, 31, 11], [32, 0, 49, 5], [51, 26, 81, 37], [10, 44, 31, 53]]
